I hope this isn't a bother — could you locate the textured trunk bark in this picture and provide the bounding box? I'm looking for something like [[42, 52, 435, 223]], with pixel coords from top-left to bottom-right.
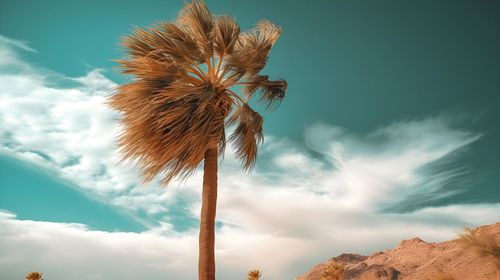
[[199, 147, 218, 280]]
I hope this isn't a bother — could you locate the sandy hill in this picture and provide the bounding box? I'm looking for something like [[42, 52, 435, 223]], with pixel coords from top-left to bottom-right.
[[296, 222, 500, 280]]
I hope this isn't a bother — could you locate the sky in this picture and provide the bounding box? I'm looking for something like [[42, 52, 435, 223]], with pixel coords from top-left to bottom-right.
[[0, 0, 499, 279]]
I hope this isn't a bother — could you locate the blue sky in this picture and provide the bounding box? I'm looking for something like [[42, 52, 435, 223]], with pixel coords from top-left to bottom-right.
[[0, 1, 499, 279]]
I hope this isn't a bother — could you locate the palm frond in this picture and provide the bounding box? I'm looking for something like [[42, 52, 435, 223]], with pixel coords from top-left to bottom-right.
[[213, 16, 240, 55], [178, 0, 214, 59], [111, 79, 233, 184], [116, 57, 182, 80], [228, 104, 264, 170], [226, 20, 282, 76], [121, 27, 154, 57], [155, 22, 206, 63], [244, 75, 287, 110], [122, 24, 205, 65]]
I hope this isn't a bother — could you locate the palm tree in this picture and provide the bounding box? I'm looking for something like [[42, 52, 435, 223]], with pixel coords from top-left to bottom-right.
[[247, 269, 262, 280], [108, 1, 286, 279], [25, 272, 43, 280]]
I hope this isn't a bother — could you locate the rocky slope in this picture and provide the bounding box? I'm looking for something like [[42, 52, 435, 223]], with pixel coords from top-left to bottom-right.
[[296, 222, 500, 280]]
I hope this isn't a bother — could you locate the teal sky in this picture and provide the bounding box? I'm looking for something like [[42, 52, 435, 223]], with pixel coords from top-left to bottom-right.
[[0, 1, 499, 279], [2, 0, 499, 219], [0, 155, 146, 231]]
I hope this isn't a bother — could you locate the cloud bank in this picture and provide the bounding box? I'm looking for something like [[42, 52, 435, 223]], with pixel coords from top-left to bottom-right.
[[1, 35, 499, 279]]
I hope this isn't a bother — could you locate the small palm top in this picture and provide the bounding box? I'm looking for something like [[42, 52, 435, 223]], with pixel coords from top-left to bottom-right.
[[247, 269, 262, 280], [109, 0, 287, 184], [25, 272, 43, 280]]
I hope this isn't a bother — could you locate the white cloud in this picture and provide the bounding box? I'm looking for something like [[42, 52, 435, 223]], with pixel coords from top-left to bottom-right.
[[0, 36, 184, 227], [0, 34, 36, 53], [0, 211, 197, 280], [1, 35, 499, 280], [301, 119, 481, 210], [2, 203, 499, 280]]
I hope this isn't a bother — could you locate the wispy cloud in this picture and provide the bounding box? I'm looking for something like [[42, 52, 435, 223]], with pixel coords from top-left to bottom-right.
[[303, 119, 481, 211], [0, 35, 498, 280], [0, 34, 36, 53]]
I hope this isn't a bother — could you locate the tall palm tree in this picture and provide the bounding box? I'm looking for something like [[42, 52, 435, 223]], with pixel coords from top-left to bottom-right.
[[108, 1, 286, 279]]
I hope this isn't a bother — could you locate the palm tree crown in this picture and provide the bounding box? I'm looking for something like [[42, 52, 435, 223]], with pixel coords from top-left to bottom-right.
[[109, 0, 287, 184]]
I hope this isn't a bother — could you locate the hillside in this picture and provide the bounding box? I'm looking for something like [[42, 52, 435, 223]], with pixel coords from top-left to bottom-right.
[[296, 223, 500, 280]]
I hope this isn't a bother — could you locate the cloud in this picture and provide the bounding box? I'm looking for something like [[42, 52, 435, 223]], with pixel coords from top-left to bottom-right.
[[302, 119, 481, 211], [1, 35, 499, 279], [0, 35, 185, 228], [2, 203, 499, 280], [0, 211, 197, 280], [0, 34, 36, 53]]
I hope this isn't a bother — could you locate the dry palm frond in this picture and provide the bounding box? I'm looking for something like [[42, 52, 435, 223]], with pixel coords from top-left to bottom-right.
[[26, 272, 43, 280], [247, 269, 262, 280], [178, 0, 214, 60], [227, 20, 282, 77], [227, 104, 264, 170], [213, 16, 240, 55], [458, 227, 500, 260], [244, 75, 287, 110], [109, 0, 286, 184], [321, 262, 345, 280]]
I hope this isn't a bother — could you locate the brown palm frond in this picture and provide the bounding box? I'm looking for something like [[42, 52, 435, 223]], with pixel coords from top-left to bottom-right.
[[121, 27, 154, 58], [247, 269, 262, 280], [153, 24, 205, 63], [116, 57, 181, 80], [244, 75, 287, 110], [255, 20, 282, 46], [109, 1, 286, 184], [122, 24, 204, 66], [111, 81, 232, 184], [458, 227, 500, 260], [213, 16, 240, 56], [26, 272, 43, 280], [226, 20, 282, 76], [178, 0, 214, 60], [228, 104, 264, 170]]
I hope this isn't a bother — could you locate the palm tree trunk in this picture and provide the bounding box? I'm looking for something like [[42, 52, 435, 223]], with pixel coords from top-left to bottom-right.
[[199, 147, 218, 280]]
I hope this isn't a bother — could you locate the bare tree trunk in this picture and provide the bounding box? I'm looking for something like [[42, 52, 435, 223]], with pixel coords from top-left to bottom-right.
[[199, 147, 218, 280]]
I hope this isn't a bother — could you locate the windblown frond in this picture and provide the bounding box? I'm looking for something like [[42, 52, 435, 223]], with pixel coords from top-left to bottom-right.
[[228, 104, 264, 170], [109, 1, 286, 184], [213, 16, 240, 55], [226, 20, 282, 76], [244, 75, 287, 110], [178, 0, 214, 59], [122, 24, 204, 64], [110, 81, 232, 184], [116, 57, 181, 80]]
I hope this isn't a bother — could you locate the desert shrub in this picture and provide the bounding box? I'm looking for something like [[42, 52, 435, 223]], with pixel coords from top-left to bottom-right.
[[458, 227, 500, 260], [321, 262, 345, 280], [25, 272, 43, 280], [247, 269, 262, 280]]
